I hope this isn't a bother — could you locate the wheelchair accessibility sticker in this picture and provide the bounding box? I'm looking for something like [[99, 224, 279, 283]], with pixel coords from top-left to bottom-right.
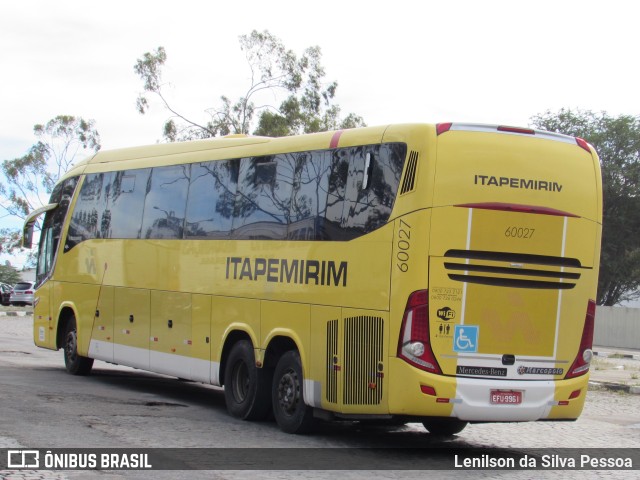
[[453, 325, 479, 353]]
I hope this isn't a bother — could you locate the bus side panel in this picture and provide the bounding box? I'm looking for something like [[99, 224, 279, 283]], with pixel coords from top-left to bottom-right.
[[88, 285, 114, 362], [388, 209, 432, 371], [309, 305, 342, 411], [113, 287, 150, 370], [53, 281, 101, 357], [205, 231, 392, 312], [149, 290, 192, 378], [191, 294, 213, 383]]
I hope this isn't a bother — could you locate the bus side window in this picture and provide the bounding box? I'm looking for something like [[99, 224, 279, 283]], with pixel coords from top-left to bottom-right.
[[231, 155, 294, 240], [67, 173, 111, 250], [38, 176, 78, 282], [105, 168, 151, 239], [184, 160, 238, 239], [141, 165, 190, 239], [341, 144, 406, 235], [322, 149, 349, 240], [36, 225, 54, 285], [289, 151, 330, 240]]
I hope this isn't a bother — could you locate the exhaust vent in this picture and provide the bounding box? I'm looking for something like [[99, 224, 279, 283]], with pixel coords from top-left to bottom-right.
[[400, 151, 419, 194]]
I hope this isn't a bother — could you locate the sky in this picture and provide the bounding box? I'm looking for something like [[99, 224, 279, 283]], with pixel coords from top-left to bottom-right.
[[1, 0, 639, 267]]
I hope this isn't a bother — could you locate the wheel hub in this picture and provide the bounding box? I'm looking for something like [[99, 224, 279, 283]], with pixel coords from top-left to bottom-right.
[[232, 362, 249, 402], [65, 330, 77, 363], [278, 370, 298, 413]]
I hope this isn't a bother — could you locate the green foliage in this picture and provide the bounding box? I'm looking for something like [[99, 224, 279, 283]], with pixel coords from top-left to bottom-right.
[[530, 108, 640, 305], [134, 30, 365, 141], [0, 264, 21, 285], [0, 115, 101, 255]]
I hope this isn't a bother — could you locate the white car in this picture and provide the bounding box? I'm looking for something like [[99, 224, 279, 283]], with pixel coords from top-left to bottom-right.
[[9, 281, 35, 306]]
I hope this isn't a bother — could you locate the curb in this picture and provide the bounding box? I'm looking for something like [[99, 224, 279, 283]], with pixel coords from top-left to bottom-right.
[[0, 311, 32, 317], [594, 350, 640, 361], [589, 381, 640, 395]]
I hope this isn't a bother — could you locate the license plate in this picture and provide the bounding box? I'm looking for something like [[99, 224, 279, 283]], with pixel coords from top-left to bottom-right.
[[490, 390, 522, 405]]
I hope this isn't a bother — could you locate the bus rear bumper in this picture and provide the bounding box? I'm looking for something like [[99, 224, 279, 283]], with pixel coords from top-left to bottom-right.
[[388, 359, 588, 422], [451, 376, 580, 422]]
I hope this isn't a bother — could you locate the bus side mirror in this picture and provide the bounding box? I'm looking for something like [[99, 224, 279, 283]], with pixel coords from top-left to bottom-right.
[[22, 203, 59, 250], [23, 223, 34, 249]]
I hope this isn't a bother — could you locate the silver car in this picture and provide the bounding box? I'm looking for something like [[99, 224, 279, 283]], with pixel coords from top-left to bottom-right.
[[9, 281, 35, 306]]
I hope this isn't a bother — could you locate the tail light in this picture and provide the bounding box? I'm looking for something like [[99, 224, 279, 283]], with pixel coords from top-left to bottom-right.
[[397, 290, 442, 374], [565, 300, 596, 379]]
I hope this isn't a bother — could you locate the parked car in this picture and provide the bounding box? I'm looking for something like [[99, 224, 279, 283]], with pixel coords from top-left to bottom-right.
[[9, 281, 35, 306], [0, 283, 12, 306]]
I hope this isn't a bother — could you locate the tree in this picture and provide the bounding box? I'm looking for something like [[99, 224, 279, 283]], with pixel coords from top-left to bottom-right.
[[134, 30, 365, 141], [530, 109, 640, 305], [0, 264, 21, 285], [0, 115, 101, 255]]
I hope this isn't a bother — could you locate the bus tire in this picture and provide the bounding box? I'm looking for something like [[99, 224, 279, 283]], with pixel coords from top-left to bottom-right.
[[223, 340, 272, 421], [272, 350, 314, 434], [63, 316, 94, 376], [422, 418, 468, 436]]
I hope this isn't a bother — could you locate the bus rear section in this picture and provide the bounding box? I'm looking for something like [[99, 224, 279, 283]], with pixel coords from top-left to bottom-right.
[[392, 124, 601, 426]]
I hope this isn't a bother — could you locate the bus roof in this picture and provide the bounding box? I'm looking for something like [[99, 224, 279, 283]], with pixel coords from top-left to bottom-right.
[[65, 125, 397, 178]]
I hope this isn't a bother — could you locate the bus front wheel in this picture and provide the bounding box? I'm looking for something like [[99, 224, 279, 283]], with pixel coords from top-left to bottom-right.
[[223, 340, 272, 421], [272, 350, 314, 434], [63, 316, 94, 376]]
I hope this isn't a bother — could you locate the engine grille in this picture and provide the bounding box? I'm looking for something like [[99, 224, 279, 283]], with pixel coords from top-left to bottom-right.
[[343, 316, 384, 405]]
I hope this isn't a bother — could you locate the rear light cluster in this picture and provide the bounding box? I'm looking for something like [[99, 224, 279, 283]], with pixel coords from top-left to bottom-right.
[[565, 300, 596, 379], [397, 290, 442, 374]]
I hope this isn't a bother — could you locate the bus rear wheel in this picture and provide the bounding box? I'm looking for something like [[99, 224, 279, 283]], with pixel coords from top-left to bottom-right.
[[272, 350, 314, 434], [422, 418, 468, 436], [223, 340, 271, 421], [63, 316, 93, 376]]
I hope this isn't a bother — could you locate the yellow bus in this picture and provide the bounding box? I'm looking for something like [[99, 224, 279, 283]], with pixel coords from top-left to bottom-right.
[[23, 123, 602, 435]]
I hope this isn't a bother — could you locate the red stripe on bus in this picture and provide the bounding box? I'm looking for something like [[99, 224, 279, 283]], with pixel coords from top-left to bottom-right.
[[456, 202, 579, 218], [330, 130, 344, 148]]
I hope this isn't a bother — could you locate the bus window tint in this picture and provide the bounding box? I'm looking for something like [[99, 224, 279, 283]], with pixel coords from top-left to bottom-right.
[[141, 165, 190, 239], [289, 151, 330, 240], [350, 143, 406, 233], [64, 142, 406, 246], [185, 160, 238, 239], [321, 144, 406, 240], [322, 150, 349, 240], [67, 173, 107, 248], [105, 168, 151, 239], [232, 155, 295, 239]]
